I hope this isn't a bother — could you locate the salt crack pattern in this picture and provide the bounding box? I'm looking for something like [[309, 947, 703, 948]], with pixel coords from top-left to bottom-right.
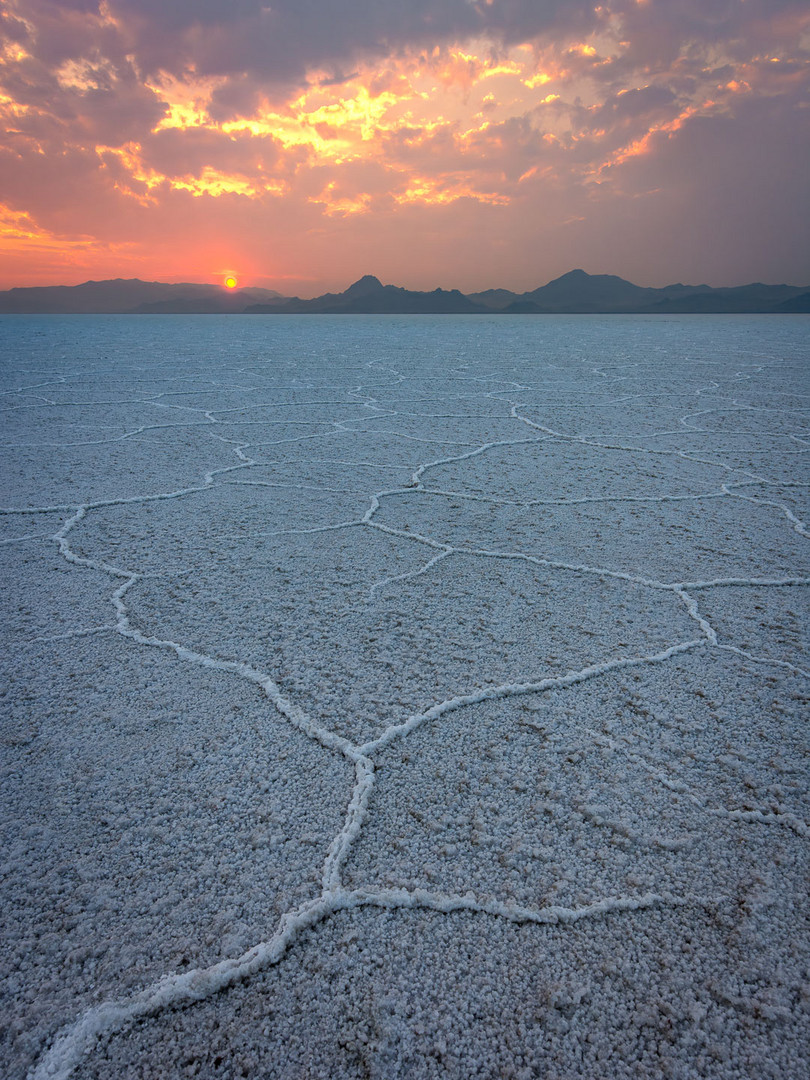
[[1, 316, 807, 1080]]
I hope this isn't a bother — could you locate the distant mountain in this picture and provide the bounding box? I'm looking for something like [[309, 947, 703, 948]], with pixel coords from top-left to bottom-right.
[[0, 278, 283, 314], [1, 272, 807, 314], [644, 282, 810, 314], [247, 270, 808, 315], [465, 287, 521, 309], [245, 275, 483, 314], [472, 270, 713, 313], [343, 274, 386, 300], [774, 291, 810, 313], [528, 269, 662, 312], [471, 270, 804, 314]]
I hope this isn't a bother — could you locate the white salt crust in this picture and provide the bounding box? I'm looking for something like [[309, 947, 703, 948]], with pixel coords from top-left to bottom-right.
[[0, 314, 807, 1079]]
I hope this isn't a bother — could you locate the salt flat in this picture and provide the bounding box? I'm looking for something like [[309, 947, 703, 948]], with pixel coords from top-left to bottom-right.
[[1, 314, 808, 1079]]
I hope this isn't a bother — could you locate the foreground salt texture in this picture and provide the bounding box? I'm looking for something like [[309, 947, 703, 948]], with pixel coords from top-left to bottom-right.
[[1, 314, 807, 1079]]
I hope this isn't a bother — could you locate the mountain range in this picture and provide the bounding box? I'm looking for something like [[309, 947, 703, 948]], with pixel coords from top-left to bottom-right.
[[1, 270, 808, 315], [0, 278, 283, 314]]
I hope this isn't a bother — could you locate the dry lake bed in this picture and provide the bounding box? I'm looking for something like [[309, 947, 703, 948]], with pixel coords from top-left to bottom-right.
[[1, 314, 808, 1079]]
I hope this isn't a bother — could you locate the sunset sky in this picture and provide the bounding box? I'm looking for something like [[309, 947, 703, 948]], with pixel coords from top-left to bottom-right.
[[1, 0, 808, 294]]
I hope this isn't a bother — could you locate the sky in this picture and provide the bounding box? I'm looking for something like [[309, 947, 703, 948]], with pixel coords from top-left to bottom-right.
[[1, 0, 809, 295]]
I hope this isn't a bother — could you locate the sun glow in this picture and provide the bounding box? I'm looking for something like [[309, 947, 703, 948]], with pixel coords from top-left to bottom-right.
[[224, 276, 238, 288]]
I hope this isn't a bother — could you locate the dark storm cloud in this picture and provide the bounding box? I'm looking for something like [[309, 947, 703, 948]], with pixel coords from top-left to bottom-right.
[[141, 125, 283, 179], [5, 2, 808, 109], [206, 76, 264, 123], [568, 85, 682, 149], [8, 1, 602, 84], [589, 86, 679, 124], [0, 52, 164, 143]]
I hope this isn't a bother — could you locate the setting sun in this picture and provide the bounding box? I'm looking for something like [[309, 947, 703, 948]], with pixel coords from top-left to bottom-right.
[[224, 276, 238, 289]]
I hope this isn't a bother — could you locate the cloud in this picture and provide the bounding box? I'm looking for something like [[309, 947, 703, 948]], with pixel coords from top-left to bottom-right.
[[140, 125, 281, 180], [592, 86, 810, 283], [1, 1, 809, 289], [6, 1, 603, 87]]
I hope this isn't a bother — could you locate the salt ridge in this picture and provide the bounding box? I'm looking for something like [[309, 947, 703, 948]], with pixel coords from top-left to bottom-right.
[[0, 322, 805, 1079]]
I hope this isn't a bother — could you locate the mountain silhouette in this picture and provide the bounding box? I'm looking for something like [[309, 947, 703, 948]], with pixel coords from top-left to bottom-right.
[[1, 272, 807, 314], [342, 274, 385, 299], [0, 278, 282, 314], [245, 277, 483, 314], [471, 270, 715, 313]]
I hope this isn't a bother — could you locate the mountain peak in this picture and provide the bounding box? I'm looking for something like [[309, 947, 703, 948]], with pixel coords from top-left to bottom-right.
[[344, 275, 385, 298], [551, 269, 625, 284]]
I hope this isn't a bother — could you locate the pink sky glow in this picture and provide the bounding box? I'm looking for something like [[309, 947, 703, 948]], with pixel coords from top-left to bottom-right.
[[1, 1, 809, 295]]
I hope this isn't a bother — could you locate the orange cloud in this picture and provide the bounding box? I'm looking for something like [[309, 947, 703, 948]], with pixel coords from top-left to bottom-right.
[[395, 175, 509, 208], [0, 201, 141, 284], [0, 203, 83, 250], [595, 102, 711, 174], [309, 182, 374, 217], [1, 2, 808, 291]]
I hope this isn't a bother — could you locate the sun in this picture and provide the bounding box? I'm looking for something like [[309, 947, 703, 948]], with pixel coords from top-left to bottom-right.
[[224, 275, 238, 289]]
